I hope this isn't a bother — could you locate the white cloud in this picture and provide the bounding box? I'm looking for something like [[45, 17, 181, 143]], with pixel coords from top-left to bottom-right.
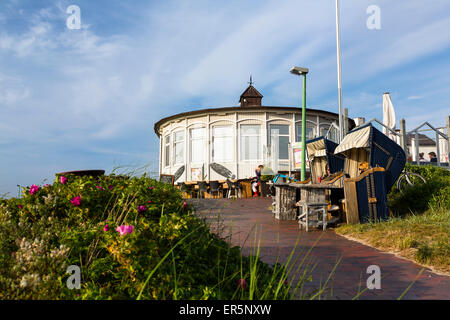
[[407, 95, 423, 100]]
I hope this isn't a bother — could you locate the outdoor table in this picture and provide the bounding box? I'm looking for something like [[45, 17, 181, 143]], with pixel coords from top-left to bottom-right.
[[176, 179, 253, 198], [270, 182, 342, 221]]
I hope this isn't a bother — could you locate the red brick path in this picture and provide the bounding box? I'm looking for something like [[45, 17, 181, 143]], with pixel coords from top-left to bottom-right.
[[191, 198, 450, 300]]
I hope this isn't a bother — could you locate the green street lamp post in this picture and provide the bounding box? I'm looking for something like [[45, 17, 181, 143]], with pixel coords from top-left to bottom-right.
[[290, 66, 309, 181]]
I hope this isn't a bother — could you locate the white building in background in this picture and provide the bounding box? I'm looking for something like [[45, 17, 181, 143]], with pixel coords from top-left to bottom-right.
[[154, 82, 355, 182]]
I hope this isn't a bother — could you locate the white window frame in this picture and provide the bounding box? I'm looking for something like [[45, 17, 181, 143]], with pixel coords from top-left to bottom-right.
[[173, 130, 185, 165]]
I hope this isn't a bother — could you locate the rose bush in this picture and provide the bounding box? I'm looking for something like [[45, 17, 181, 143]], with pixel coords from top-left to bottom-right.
[[0, 174, 288, 300]]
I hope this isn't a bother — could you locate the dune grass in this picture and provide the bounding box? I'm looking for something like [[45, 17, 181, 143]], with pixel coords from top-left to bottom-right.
[[336, 209, 450, 275]]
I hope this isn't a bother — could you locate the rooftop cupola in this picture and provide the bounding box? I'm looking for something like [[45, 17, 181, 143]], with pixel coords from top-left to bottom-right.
[[239, 76, 263, 107]]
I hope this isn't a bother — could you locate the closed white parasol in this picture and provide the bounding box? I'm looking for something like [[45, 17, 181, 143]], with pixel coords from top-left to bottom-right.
[[439, 128, 449, 163], [382, 93, 397, 141]]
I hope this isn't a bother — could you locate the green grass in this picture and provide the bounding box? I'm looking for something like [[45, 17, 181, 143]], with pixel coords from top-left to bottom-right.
[[336, 209, 450, 275], [336, 164, 450, 275]]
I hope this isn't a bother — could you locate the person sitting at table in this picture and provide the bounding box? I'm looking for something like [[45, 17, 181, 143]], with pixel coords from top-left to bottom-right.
[[428, 151, 437, 163], [318, 164, 330, 183], [251, 165, 264, 197], [419, 152, 427, 163]]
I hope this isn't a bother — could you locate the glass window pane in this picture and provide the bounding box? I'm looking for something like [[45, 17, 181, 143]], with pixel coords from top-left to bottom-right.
[[279, 136, 289, 159], [191, 140, 204, 162], [174, 131, 184, 142], [164, 135, 170, 166], [190, 127, 205, 139], [174, 142, 184, 164], [190, 128, 205, 163], [270, 124, 289, 135], [307, 126, 315, 139], [214, 137, 233, 162], [165, 146, 170, 166], [240, 125, 261, 160], [269, 124, 289, 160], [296, 123, 315, 141], [173, 130, 185, 164], [212, 126, 233, 162], [241, 125, 260, 135], [213, 126, 232, 136]]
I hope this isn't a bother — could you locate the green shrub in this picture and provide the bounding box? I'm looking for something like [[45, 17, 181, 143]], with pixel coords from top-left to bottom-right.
[[0, 174, 288, 300], [429, 186, 450, 211], [389, 164, 450, 215], [260, 175, 274, 182], [415, 244, 433, 263]]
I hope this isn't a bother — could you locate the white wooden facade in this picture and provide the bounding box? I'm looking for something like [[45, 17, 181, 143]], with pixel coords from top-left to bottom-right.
[[155, 107, 345, 182]]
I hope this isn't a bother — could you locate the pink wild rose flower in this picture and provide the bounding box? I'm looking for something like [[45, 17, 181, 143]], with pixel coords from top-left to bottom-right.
[[103, 224, 109, 232], [29, 185, 39, 195], [70, 196, 81, 207], [116, 225, 134, 236], [60, 176, 67, 184], [138, 205, 146, 213]]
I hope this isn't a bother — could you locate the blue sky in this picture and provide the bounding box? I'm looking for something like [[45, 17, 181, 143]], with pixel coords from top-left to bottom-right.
[[1, 0, 450, 196]]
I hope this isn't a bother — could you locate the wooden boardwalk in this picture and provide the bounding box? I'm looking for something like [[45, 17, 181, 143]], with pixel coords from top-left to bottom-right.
[[191, 198, 450, 300]]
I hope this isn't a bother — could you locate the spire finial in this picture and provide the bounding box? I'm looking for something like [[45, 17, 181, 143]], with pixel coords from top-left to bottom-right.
[[248, 75, 253, 86]]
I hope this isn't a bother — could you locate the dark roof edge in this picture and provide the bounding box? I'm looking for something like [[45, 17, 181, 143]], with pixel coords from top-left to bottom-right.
[[240, 85, 263, 99], [153, 106, 356, 136]]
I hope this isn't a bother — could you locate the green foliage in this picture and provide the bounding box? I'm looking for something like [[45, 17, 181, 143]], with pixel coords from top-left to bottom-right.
[[0, 174, 288, 300], [260, 175, 274, 182], [389, 164, 450, 215]]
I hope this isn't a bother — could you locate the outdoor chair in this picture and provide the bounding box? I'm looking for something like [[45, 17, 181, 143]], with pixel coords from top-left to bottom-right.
[[179, 182, 195, 199], [197, 181, 209, 198], [298, 202, 328, 232], [209, 181, 222, 198], [226, 179, 241, 198]]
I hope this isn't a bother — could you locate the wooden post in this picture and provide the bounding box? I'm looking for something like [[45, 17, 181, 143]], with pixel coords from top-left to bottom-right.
[[305, 205, 309, 232], [322, 207, 327, 231], [344, 108, 349, 136], [273, 185, 297, 220], [400, 119, 407, 153]]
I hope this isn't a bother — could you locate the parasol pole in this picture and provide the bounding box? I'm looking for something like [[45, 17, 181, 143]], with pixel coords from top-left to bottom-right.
[[335, 0, 344, 142]]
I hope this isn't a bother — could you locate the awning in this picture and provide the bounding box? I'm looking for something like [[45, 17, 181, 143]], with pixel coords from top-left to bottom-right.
[[334, 126, 371, 155], [306, 139, 325, 160], [314, 149, 327, 157]]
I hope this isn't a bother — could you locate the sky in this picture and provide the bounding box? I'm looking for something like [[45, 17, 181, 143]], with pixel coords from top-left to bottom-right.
[[1, 0, 450, 196]]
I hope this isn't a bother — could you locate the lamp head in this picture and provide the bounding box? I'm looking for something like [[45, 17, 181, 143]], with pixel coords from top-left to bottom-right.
[[290, 66, 309, 76]]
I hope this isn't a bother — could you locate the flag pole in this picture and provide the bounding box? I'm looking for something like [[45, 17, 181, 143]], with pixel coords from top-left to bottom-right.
[[335, 0, 344, 142]]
